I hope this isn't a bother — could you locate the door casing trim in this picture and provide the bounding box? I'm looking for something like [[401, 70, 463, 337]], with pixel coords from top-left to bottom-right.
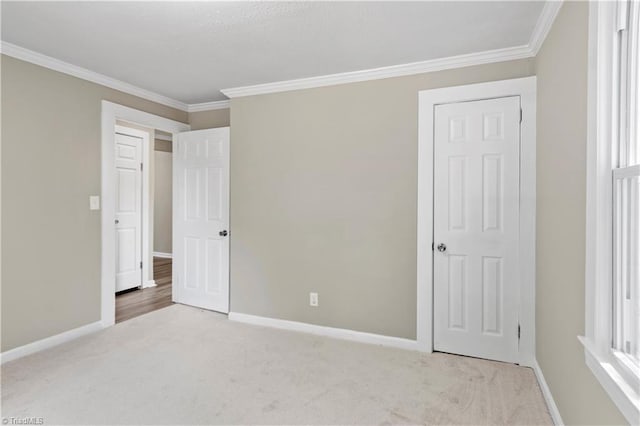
[[101, 101, 190, 327], [416, 77, 536, 366]]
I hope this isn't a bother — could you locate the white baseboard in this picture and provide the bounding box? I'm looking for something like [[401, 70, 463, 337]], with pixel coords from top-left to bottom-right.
[[228, 312, 419, 351], [532, 360, 564, 425], [153, 252, 172, 259], [1, 321, 104, 365], [142, 280, 157, 288]]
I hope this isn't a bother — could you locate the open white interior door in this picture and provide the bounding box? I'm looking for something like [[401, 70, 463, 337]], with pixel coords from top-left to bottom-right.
[[114, 130, 143, 292], [173, 127, 230, 313]]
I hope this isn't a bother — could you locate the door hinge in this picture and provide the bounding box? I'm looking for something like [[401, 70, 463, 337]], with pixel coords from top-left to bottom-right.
[[432, 242, 434, 251], [140, 261, 143, 269], [518, 324, 521, 339], [140, 162, 143, 171], [519, 108, 523, 123]]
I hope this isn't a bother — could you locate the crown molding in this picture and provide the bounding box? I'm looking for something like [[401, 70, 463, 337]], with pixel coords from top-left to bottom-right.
[[529, 1, 563, 55], [221, 44, 534, 98], [2, 2, 561, 105], [221, 1, 562, 99], [187, 100, 230, 112], [1, 41, 190, 111], [1, 41, 232, 113]]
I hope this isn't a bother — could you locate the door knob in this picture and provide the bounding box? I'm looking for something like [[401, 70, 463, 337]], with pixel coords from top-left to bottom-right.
[[437, 243, 447, 253], [114, 219, 119, 224], [219, 230, 228, 237]]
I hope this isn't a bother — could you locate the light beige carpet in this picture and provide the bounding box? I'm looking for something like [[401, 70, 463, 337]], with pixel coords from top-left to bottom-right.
[[1, 304, 551, 425]]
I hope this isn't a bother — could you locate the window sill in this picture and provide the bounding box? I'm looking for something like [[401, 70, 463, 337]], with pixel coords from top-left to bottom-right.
[[578, 336, 640, 424]]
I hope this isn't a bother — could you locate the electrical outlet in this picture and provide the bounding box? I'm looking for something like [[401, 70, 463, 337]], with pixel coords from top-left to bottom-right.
[[309, 292, 318, 307]]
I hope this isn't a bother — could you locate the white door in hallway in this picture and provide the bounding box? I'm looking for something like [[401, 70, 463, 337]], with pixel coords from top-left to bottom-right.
[[115, 132, 143, 292], [173, 128, 230, 313], [433, 96, 521, 363]]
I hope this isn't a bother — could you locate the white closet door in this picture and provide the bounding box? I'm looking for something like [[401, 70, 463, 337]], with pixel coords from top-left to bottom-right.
[[433, 96, 521, 363]]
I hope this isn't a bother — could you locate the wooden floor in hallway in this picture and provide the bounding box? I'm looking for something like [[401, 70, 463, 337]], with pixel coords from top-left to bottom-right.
[[115, 257, 172, 323]]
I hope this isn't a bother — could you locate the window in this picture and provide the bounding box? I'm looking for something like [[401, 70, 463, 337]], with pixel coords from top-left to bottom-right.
[[613, 0, 640, 379], [585, 1, 640, 423]]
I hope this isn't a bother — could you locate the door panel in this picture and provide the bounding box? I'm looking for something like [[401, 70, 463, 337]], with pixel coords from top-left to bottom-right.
[[114, 132, 142, 292], [447, 255, 467, 330], [482, 154, 503, 232], [482, 256, 503, 334], [433, 96, 520, 363], [173, 128, 230, 313]]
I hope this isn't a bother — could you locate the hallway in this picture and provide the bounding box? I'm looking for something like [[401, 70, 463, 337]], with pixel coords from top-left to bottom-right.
[[115, 257, 172, 323]]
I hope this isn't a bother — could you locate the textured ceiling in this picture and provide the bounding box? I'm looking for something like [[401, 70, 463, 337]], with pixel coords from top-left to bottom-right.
[[1, 1, 545, 103]]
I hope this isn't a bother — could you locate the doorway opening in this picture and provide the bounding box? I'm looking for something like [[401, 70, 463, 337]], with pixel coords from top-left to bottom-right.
[[100, 101, 190, 327], [101, 101, 231, 328], [113, 122, 175, 323]]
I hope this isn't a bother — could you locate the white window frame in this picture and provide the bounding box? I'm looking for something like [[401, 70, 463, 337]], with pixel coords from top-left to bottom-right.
[[584, 2, 640, 423]]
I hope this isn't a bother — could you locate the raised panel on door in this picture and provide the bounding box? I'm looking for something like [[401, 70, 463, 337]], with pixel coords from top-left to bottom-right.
[[482, 256, 503, 335], [206, 238, 223, 295], [447, 255, 467, 330], [116, 168, 137, 213], [448, 156, 468, 231], [173, 128, 230, 313], [433, 96, 520, 363], [183, 236, 200, 290], [207, 168, 223, 220], [116, 228, 136, 276], [482, 154, 504, 232]]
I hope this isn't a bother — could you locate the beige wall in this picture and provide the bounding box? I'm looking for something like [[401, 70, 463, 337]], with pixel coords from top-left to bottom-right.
[[1, 55, 187, 351], [154, 150, 172, 254], [2, 10, 627, 423], [229, 59, 535, 339], [155, 139, 172, 153], [189, 108, 230, 130], [534, 3, 626, 424]]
